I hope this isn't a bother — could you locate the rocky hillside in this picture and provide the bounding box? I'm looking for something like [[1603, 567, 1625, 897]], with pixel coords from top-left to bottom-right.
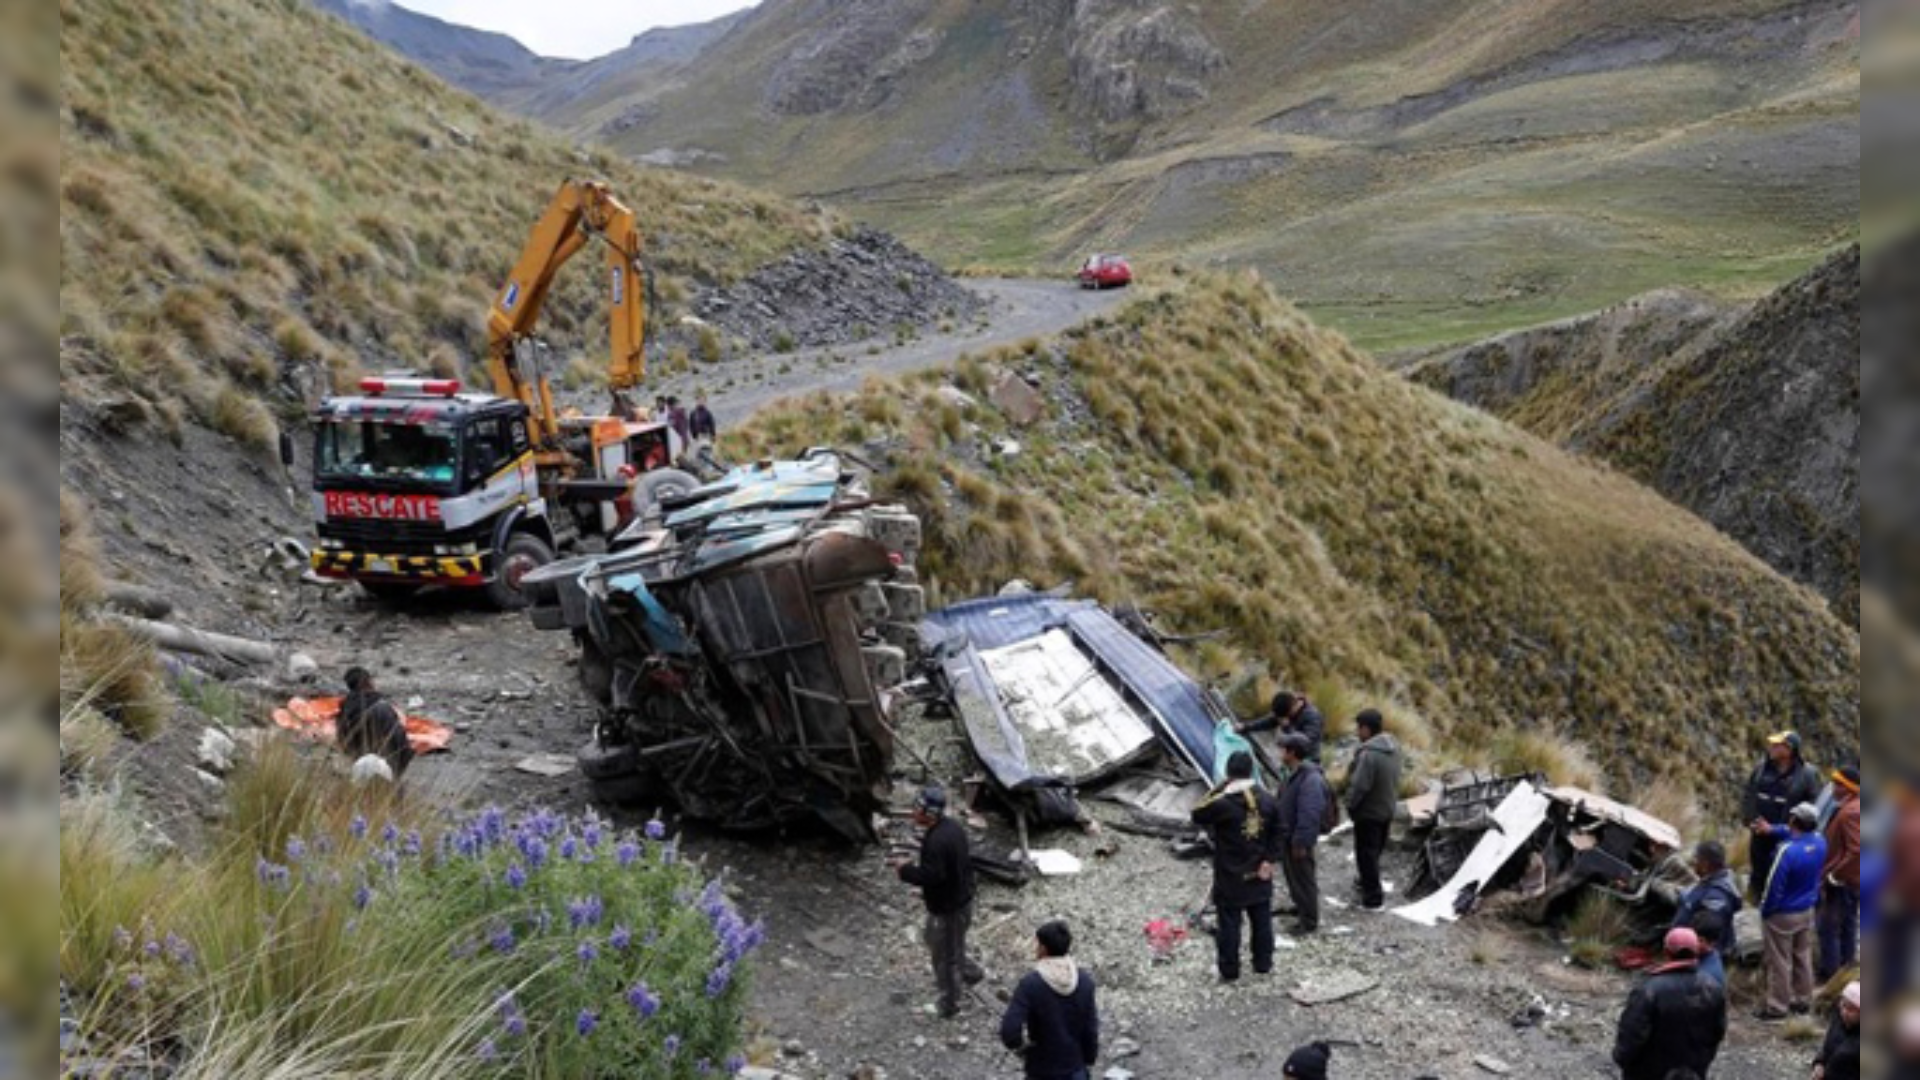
[[730, 277, 1860, 805], [493, 0, 1857, 351], [1407, 246, 1860, 624]]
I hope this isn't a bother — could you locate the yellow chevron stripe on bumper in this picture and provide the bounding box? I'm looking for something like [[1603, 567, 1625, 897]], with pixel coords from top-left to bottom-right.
[[310, 551, 489, 581]]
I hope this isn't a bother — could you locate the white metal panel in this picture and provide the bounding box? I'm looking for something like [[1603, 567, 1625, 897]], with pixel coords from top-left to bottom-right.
[[1391, 781, 1553, 928], [977, 629, 1157, 784]]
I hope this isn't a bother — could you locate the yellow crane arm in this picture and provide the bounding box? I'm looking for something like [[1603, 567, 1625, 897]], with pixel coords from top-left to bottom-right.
[[485, 179, 647, 449]]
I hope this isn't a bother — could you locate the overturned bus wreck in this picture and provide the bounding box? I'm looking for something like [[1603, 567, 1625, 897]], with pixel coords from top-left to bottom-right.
[[521, 450, 924, 842]]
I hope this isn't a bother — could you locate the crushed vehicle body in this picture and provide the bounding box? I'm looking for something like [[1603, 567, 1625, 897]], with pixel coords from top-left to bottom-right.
[[1394, 772, 1689, 931], [920, 594, 1230, 826], [522, 450, 923, 842]]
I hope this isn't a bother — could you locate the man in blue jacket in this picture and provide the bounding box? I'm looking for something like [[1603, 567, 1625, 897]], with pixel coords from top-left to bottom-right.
[[1275, 734, 1331, 936], [1671, 841, 1743, 958], [1751, 802, 1828, 1020], [999, 921, 1098, 1080]]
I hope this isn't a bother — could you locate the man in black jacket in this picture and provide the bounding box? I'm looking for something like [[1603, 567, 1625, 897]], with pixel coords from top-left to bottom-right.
[[337, 667, 413, 778], [892, 786, 983, 1018], [1191, 751, 1282, 981], [1238, 690, 1325, 763], [1275, 734, 1331, 935], [1742, 731, 1822, 900], [1611, 928, 1728, 1080], [1813, 981, 1861, 1080], [999, 921, 1098, 1080]]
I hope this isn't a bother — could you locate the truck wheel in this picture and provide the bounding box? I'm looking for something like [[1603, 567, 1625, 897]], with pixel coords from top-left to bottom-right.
[[633, 468, 699, 523], [485, 532, 553, 611], [360, 581, 421, 603]]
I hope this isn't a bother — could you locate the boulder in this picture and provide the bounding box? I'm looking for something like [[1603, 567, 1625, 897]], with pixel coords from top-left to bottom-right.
[[990, 372, 1046, 426]]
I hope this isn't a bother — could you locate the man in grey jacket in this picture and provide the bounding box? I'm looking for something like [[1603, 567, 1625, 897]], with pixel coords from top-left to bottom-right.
[[1344, 708, 1402, 911]]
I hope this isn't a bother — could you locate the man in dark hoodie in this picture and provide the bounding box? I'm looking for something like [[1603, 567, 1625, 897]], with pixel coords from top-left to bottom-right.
[[1344, 708, 1401, 910], [1742, 731, 1823, 900], [1671, 841, 1743, 958], [892, 786, 984, 1018], [1191, 751, 1282, 981], [999, 920, 1098, 1080], [1611, 927, 1728, 1080], [337, 667, 413, 778], [1276, 733, 1332, 936], [1239, 689, 1325, 764]]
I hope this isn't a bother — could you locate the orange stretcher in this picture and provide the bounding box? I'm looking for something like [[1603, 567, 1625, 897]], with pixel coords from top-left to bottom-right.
[[271, 696, 454, 755]]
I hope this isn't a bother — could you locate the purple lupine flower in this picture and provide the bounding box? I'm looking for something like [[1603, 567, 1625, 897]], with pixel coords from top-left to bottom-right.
[[455, 830, 481, 860], [505, 863, 527, 890], [477, 1039, 498, 1063], [575, 1009, 598, 1038], [126, 972, 147, 993], [285, 836, 307, 863], [581, 818, 604, 848], [566, 895, 604, 930], [577, 940, 598, 966], [382, 821, 400, 845], [663, 1034, 681, 1058], [478, 806, 507, 843], [559, 836, 578, 861], [375, 848, 401, 878], [143, 939, 162, 959], [402, 830, 423, 857], [164, 933, 194, 967], [644, 818, 667, 841], [112, 926, 133, 952], [726, 1054, 747, 1075], [625, 982, 660, 1018], [516, 834, 548, 869], [256, 858, 292, 890], [616, 841, 640, 867], [490, 926, 517, 955], [349, 815, 368, 840], [706, 962, 733, 998], [696, 1059, 712, 1074], [502, 1012, 527, 1038], [353, 882, 373, 911], [609, 925, 633, 951]]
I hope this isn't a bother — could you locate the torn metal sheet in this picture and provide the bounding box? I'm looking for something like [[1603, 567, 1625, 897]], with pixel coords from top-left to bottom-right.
[[1096, 775, 1206, 821], [1543, 786, 1683, 852], [1393, 781, 1553, 927], [977, 629, 1158, 784]]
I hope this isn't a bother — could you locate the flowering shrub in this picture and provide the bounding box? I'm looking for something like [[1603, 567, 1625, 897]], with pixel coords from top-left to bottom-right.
[[368, 806, 762, 1077]]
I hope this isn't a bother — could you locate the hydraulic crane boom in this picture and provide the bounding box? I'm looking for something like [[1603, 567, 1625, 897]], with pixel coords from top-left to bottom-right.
[[485, 179, 647, 462]]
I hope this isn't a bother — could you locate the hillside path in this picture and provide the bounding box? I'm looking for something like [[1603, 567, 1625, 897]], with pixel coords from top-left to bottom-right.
[[649, 278, 1131, 426]]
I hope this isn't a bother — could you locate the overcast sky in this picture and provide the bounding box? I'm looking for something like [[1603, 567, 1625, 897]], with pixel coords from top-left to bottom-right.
[[400, 0, 759, 61]]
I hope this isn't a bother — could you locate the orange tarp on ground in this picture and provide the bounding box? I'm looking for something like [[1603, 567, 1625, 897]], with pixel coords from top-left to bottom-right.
[[271, 696, 454, 755]]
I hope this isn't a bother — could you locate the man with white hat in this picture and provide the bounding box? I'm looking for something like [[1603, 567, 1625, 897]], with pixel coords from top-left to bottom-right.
[[1812, 981, 1861, 1080], [1751, 801, 1829, 1020]]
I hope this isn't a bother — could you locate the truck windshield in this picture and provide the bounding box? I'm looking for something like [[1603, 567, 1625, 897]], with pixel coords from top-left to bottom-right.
[[316, 420, 459, 485]]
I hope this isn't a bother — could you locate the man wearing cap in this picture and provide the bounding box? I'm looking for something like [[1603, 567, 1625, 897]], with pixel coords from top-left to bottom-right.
[[1275, 733, 1333, 936], [1190, 750, 1283, 981], [891, 786, 985, 1018], [1610, 927, 1728, 1080], [1813, 981, 1861, 1080], [1751, 802, 1829, 1020], [1818, 766, 1862, 981], [1281, 1041, 1332, 1079], [1743, 731, 1823, 900], [1672, 841, 1743, 959]]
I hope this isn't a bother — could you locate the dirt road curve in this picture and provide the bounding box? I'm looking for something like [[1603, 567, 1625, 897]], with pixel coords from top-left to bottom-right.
[[649, 278, 1132, 425]]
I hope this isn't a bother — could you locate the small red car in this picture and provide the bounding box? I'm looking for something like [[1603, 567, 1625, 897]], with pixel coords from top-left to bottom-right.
[[1077, 253, 1133, 289]]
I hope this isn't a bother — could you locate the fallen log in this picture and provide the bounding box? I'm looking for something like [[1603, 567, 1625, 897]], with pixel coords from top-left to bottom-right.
[[106, 614, 276, 666], [102, 582, 174, 620]]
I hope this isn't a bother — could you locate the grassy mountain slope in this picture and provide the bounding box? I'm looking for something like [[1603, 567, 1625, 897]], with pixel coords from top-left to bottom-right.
[[59, 0, 833, 447], [1406, 246, 1860, 624], [730, 277, 1858, 805], [556, 0, 1857, 351]]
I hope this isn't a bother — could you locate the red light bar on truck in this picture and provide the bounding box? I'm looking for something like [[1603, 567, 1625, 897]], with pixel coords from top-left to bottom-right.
[[358, 377, 461, 397]]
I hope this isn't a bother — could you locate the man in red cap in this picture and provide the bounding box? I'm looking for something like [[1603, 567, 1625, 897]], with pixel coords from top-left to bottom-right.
[[1819, 765, 1862, 981], [1611, 927, 1728, 1080]]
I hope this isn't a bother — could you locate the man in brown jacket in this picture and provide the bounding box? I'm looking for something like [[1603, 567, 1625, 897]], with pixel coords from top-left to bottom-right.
[[1818, 765, 1861, 981]]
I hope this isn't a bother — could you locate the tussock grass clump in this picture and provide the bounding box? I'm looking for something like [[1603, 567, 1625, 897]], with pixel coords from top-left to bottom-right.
[[735, 277, 1856, 810], [1565, 893, 1633, 969], [60, 492, 166, 739]]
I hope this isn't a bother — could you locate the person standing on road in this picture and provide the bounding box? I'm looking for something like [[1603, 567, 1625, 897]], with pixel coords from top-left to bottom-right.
[[1610, 927, 1728, 1080], [666, 396, 692, 447], [891, 786, 984, 1018], [689, 392, 717, 443], [1343, 708, 1401, 911], [1190, 751, 1282, 982], [998, 920, 1098, 1080], [1819, 766, 1862, 981], [1744, 732, 1823, 900], [1239, 690, 1325, 764], [1672, 841, 1744, 958], [1813, 981, 1862, 1080], [1276, 733, 1332, 936], [337, 666, 413, 778], [1753, 802, 1829, 1020]]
